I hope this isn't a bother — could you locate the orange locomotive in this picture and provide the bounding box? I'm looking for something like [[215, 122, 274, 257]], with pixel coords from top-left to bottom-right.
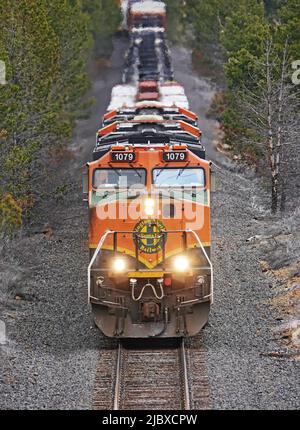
[[85, 113, 213, 338], [84, 1, 213, 338]]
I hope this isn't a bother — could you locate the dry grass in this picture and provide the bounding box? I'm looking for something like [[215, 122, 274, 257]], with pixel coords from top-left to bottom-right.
[[268, 264, 300, 351]]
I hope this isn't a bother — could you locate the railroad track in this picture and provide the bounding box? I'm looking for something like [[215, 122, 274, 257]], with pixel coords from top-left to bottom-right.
[[93, 336, 211, 410]]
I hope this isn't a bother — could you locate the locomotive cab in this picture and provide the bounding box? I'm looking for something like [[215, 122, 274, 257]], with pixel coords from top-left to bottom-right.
[[86, 143, 213, 338]]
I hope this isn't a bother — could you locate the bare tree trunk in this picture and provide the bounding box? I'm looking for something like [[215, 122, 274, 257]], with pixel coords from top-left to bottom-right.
[[280, 177, 287, 212], [277, 40, 288, 213], [238, 39, 298, 213], [271, 161, 278, 214], [265, 40, 277, 214]]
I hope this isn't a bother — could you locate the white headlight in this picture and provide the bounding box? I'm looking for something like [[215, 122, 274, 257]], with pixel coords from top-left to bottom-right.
[[173, 255, 190, 272], [144, 198, 155, 216], [145, 207, 154, 216], [145, 198, 154, 207], [112, 258, 127, 273]]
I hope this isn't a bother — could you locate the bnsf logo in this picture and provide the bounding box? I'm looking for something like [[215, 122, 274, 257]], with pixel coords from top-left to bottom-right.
[[134, 219, 166, 254]]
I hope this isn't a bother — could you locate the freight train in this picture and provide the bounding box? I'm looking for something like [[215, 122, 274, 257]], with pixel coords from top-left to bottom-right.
[[84, 0, 213, 338]]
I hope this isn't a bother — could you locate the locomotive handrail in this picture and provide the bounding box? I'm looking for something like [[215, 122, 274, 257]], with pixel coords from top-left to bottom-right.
[[187, 229, 214, 304], [88, 230, 113, 302], [88, 228, 213, 304]]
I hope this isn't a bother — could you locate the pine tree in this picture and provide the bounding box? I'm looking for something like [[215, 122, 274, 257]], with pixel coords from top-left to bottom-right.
[[83, 0, 121, 58], [220, 2, 299, 212], [164, 0, 186, 43], [45, 0, 93, 137], [278, 0, 300, 60], [185, 0, 299, 212], [0, 0, 121, 232], [0, 0, 60, 213]]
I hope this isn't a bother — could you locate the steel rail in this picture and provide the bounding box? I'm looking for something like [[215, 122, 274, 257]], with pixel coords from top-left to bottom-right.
[[113, 342, 122, 410], [180, 338, 191, 410], [110, 340, 193, 410]]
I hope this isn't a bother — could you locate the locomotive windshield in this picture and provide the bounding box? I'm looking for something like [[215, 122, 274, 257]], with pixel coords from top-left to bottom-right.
[[153, 168, 205, 188], [93, 169, 146, 189]]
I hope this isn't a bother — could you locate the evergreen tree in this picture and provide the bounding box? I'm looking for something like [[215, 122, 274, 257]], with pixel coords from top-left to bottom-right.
[[0, 0, 121, 232], [185, 0, 299, 212], [278, 0, 300, 60], [0, 0, 60, 217], [164, 0, 186, 43], [83, 0, 121, 58], [45, 0, 93, 136]]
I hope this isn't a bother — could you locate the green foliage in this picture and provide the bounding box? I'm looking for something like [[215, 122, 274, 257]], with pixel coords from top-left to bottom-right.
[[83, 0, 121, 58], [278, 0, 300, 60], [219, 0, 299, 154], [221, 3, 268, 56], [0, 0, 60, 216], [164, 0, 187, 43], [0, 0, 59, 136], [0, 194, 23, 233], [221, 2, 269, 79], [186, 0, 299, 140], [185, 0, 299, 210], [186, 0, 255, 46], [0, 0, 121, 232], [46, 0, 93, 123]]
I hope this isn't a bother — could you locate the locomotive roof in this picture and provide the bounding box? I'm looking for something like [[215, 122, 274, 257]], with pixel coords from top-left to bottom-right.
[[131, 1, 166, 15]]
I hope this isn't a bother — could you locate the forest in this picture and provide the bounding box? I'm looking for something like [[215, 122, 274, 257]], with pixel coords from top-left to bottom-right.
[[0, 0, 121, 232]]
